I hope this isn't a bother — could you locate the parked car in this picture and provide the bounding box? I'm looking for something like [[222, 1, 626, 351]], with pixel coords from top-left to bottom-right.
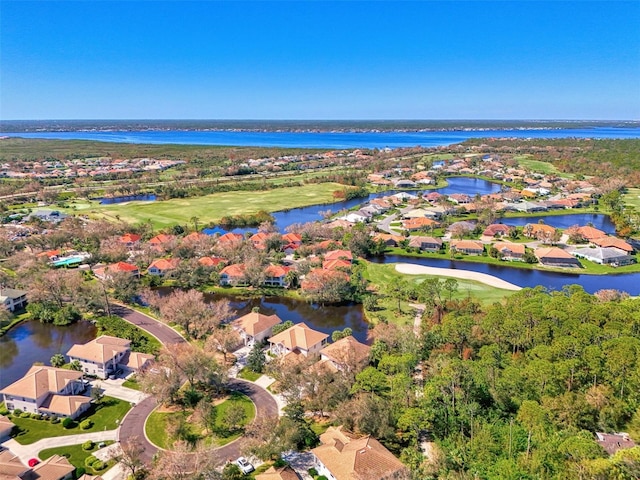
[[28, 458, 39, 467], [235, 457, 255, 474]]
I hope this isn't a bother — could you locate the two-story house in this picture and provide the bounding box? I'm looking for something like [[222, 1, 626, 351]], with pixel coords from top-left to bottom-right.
[[0, 366, 90, 419], [319, 336, 371, 373], [232, 311, 282, 346], [0, 288, 28, 312], [268, 323, 329, 358], [66, 335, 131, 379]]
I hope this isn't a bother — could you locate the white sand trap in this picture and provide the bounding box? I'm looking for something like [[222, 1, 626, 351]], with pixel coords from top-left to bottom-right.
[[395, 263, 522, 291]]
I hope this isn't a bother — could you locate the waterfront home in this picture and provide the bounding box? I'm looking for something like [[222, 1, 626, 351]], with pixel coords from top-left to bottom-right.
[[0, 366, 90, 419], [402, 217, 439, 232], [483, 224, 513, 238], [576, 225, 606, 241], [394, 179, 417, 188], [524, 223, 556, 240], [595, 432, 636, 455], [0, 287, 28, 312], [535, 247, 581, 268], [591, 236, 634, 252], [311, 426, 408, 480], [219, 263, 248, 286], [373, 233, 404, 247], [408, 236, 443, 252], [118, 233, 141, 248], [255, 465, 299, 480], [282, 232, 303, 246], [571, 246, 635, 266], [319, 336, 371, 373], [263, 264, 291, 287], [182, 231, 208, 243], [147, 258, 180, 276], [218, 232, 244, 245], [450, 240, 485, 255], [0, 415, 14, 440], [448, 193, 472, 204], [339, 212, 368, 223], [493, 242, 525, 261], [67, 335, 131, 379], [268, 322, 329, 358], [325, 250, 353, 263], [232, 311, 282, 346], [93, 261, 140, 280]]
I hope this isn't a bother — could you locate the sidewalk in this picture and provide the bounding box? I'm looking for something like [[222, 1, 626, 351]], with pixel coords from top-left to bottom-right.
[[1, 429, 119, 463], [253, 375, 287, 415], [89, 378, 149, 404]]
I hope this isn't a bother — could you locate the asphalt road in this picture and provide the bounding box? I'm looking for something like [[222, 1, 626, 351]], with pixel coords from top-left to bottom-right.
[[114, 304, 278, 466]]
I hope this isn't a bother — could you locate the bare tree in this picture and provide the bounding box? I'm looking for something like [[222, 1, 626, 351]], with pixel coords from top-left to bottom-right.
[[118, 435, 147, 478]]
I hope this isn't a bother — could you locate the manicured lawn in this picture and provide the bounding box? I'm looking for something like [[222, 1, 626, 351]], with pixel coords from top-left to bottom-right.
[[237, 367, 262, 382], [122, 377, 141, 390], [62, 183, 345, 229], [11, 397, 131, 445], [146, 392, 255, 449], [623, 187, 640, 209], [39, 441, 115, 476]]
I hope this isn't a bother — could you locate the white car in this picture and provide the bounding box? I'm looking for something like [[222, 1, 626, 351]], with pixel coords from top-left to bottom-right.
[[235, 457, 255, 474]]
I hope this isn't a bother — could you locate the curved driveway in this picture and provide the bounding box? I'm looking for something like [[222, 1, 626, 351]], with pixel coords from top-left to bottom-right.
[[114, 304, 278, 465]]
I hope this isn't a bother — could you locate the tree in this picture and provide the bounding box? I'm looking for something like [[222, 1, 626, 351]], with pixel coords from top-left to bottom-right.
[[222, 463, 243, 480], [246, 342, 265, 373], [222, 403, 247, 433], [206, 326, 241, 364], [118, 436, 147, 479], [150, 441, 220, 480], [272, 320, 294, 335], [50, 353, 65, 368], [331, 327, 353, 342]]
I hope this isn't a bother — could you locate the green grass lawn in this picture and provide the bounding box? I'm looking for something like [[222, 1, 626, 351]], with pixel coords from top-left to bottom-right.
[[237, 367, 262, 382], [623, 187, 640, 209], [11, 397, 131, 445], [39, 441, 115, 476], [61, 182, 345, 229], [122, 377, 141, 390], [145, 392, 255, 449]]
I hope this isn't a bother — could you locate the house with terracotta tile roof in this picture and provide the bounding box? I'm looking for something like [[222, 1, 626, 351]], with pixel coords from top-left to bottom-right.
[[323, 259, 352, 271], [591, 236, 634, 252], [324, 250, 353, 263], [268, 322, 329, 357], [250, 232, 269, 250], [93, 262, 140, 280], [408, 236, 443, 252], [0, 414, 15, 440], [320, 336, 370, 373], [535, 247, 581, 268], [182, 231, 208, 243], [263, 264, 292, 287], [493, 242, 525, 261], [311, 426, 408, 480], [373, 234, 404, 247], [576, 225, 606, 241], [0, 366, 89, 419], [402, 217, 439, 232], [118, 233, 141, 249], [218, 232, 244, 244], [255, 465, 299, 480], [67, 335, 131, 379], [450, 240, 485, 255], [524, 223, 557, 239], [282, 232, 303, 246], [483, 224, 513, 238], [148, 233, 175, 246], [198, 256, 226, 268], [147, 258, 180, 276], [219, 263, 248, 286], [232, 311, 282, 345]]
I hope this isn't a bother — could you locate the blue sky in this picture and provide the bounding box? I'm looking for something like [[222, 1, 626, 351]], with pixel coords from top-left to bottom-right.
[[1, 1, 639, 120]]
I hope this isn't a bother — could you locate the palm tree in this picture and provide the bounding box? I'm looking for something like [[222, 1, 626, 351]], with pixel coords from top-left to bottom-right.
[[190, 216, 200, 232]]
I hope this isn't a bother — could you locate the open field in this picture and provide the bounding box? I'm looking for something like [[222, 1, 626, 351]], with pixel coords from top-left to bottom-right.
[[61, 182, 345, 229], [623, 187, 640, 209]]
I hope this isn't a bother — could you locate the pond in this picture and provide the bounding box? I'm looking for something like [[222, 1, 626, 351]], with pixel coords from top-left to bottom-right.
[[0, 321, 97, 389], [375, 255, 640, 295], [504, 213, 616, 233], [99, 194, 157, 204]]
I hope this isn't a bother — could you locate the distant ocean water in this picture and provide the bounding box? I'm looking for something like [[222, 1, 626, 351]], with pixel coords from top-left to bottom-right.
[[1, 126, 638, 149]]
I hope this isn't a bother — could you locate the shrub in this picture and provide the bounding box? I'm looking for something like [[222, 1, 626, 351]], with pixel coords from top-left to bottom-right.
[[30, 413, 41, 420], [20, 412, 31, 418], [62, 417, 74, 429], [82, 440, 94, 451], [12, 409, 22, 417], [308, 468, 319, 477], [75, 467, 86, 478], [0, 407, 9, 416], [317, 476, 328, 480], [92, 460, 106, 471], [50, 417, 60, 424], [84, 455, 98, 467], [80, 419, 93, 430]]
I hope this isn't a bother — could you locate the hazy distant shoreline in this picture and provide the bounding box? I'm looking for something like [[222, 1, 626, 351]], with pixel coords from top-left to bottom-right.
[[1, 119, 638, 134]]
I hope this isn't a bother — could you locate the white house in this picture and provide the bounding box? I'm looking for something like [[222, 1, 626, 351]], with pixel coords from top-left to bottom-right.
[[268, 323, 329, 357], [0, 288, 28, 312], [67, 335, 131, 379]]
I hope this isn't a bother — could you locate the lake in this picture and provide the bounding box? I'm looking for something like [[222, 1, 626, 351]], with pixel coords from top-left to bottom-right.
[[0, 321, 96, 389], [2, 126, 638, 149], [375, 254, 640, 295], [504, 213, 616, 233]]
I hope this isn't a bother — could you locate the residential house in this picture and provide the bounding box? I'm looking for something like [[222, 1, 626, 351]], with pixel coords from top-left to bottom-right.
[[148, 234, 176, 251], [118, 350, 155, 375], [78, 475, 104, 480], [319, 336, 371, 373], [93, 262, 140, 280], [0, 366, 90, 419], [268, 323, 329, 357], [493, 242, 525, 261], [576, 225, 606, 241], [450, 240, 485, 255], [29, 454, 75, 480], [67, 335, 131, 379], [339, 212, 368, 223], [402, 208, 431, 219], [219, 263, 248, 286], [595, 432, 636, 455], [535, 247, 581, 268], [218, 232, 244, 245], [198, 256, 226, 268], [0, 449, 29, 478], [118, 233, 141, 249], [524, 223, 557, 240], [0, 288, 28, 312], [232, 311, 282, 346], [282, 232, 303, 246], [373, 233, 404, 247], [571, 246, 635, 266], [250, 232, 269, 250], [147, 258, 180, 276], [182, 231, 208, 243], [0, 414, 14, 440], [323, 258, 352, 271], [448, 193, 471, 204], [325, 250, 353, 264], [591, 236, 634, 252], [255, 465, 299, 480], [408, 236, 443, 252], [394, 179, 417, 188], [402, 217, 439, 232], [311, 426, 408, 480], [483, 224, 513, 238], [263, 264, 291, 287]]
